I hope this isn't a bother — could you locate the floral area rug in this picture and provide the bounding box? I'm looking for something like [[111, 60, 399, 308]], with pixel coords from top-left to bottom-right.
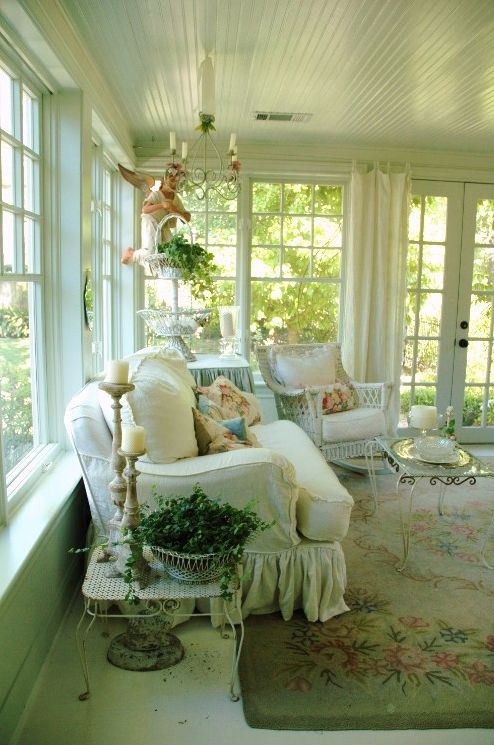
[[238, 466, 494, 730]]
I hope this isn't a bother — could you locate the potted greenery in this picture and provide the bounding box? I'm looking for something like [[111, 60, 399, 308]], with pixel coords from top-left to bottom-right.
[[123, 485, 271, 602], [153, 233, 218, 299]]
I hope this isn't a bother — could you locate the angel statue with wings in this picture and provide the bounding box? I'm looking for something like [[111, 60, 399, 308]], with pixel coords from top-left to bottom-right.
[[119, 163, 191, 266]]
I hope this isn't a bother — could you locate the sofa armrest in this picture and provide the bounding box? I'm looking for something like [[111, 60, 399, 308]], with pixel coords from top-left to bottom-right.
[[136, 448, 302, 551]]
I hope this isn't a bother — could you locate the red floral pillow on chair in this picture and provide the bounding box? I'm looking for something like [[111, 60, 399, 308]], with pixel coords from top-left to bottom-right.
[[322, 381, 358, 414]]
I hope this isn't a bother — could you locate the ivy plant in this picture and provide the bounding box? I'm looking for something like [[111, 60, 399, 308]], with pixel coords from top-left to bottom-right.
[[123, 484, 272, 602], [155, 234, 218, 299]]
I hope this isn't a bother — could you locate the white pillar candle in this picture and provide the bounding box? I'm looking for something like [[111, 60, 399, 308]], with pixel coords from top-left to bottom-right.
[[169, 131, 176, 151], [105, 360, 129, 384], [229, 133, 237, 152], [410, 405, 437, 430], [181, 141, 188, 160], [220, 311, 234, 337], [121, 425, 146, 453]]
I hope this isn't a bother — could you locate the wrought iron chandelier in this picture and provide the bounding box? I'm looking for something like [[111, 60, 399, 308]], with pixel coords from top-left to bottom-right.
[[165, 57, 240, 201]]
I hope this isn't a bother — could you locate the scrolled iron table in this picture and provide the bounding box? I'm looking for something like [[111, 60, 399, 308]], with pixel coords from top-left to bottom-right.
[[373, 437, 494, 572]]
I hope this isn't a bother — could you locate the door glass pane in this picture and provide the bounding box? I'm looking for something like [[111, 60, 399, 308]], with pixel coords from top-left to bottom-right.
[[472, 246, 494, 291], [460, 196, 494, 432], [474, 199, 494, 244], [423, 196, 447, 241], [421, 245, 445, 289]]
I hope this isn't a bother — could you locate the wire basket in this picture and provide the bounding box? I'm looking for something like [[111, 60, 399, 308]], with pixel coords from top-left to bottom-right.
[[150, 547, 234, 583], [143, 255, 184, 280]]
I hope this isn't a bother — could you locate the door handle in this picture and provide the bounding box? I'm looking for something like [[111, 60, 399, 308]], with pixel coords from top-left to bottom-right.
[[460, 320, 468, 329], [458, 338, 469, 348]]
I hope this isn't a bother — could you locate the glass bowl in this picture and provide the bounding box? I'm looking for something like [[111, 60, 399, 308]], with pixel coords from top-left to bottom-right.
[[414, 435, 456, 461]]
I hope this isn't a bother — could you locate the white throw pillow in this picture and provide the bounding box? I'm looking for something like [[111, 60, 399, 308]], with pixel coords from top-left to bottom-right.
[[123, 354, 198, 463], [274, 348, 337, 388]]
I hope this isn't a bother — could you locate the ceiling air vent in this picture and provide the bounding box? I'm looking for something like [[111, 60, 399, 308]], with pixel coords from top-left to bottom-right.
[[252, 111, 312, 123]]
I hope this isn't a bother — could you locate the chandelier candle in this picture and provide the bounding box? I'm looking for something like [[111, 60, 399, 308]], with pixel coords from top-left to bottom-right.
[[169, 131, 176, 152], [121, 425, 146, 453], [105, 360, 129, 384], [181, 141, 188, 160], [229, 133, 237, 152]]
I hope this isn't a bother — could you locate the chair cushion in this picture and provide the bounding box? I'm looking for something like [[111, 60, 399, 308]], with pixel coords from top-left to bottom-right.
[[270, 346, 337, 388], [322, 406, 385, 444]]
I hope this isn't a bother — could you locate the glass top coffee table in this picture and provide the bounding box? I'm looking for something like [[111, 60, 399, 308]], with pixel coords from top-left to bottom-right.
[[373, 436, 494, 572]]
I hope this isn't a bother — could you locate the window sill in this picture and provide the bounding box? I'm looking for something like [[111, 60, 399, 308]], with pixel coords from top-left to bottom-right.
[[0, 451, 81, 603]]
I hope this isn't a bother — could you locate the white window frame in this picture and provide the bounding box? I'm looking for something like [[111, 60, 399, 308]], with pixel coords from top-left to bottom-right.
[[0, 47, 60, 521]]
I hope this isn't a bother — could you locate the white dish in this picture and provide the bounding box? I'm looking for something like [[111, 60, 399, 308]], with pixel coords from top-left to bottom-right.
[[411, 447, 459, 465]]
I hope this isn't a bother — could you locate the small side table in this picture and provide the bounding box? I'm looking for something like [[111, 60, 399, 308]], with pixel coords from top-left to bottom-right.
[[187, 354, 255, 393], [76, 548, 244, 702], [373, 436, 494, 572]]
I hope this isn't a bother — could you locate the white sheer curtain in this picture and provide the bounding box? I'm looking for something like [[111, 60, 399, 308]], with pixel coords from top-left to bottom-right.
[[341, 164, 411, 432]]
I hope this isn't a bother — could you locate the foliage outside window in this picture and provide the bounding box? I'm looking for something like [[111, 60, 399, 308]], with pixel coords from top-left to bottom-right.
[[250, 181, 344, 356], [0, 60, 43, 501]]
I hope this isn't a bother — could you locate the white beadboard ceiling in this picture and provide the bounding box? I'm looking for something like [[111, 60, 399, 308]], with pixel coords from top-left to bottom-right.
[[58, 0, 494, 157]]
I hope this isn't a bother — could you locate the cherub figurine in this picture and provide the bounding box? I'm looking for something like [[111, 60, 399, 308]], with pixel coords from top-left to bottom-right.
[[118, 163, 191, 266]]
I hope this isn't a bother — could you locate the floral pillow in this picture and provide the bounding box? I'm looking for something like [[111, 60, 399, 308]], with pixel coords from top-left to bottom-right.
[[192, 408, 260, 455], [322, 381, 358, 415], [197, 376, 262, 425]]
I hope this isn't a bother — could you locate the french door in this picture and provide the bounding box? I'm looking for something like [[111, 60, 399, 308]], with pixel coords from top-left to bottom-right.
[[403, 181, 494, 443]]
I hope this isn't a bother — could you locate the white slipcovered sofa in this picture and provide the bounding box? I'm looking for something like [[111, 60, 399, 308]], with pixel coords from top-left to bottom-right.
[[65, 349, 354, 623]]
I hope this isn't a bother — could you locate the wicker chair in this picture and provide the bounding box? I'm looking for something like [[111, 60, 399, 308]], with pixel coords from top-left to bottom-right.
[[256, 343, 392, 500]]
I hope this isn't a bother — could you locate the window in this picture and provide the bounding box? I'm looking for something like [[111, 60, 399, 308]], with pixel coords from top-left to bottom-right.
[[141, 179, 345, 361], [0, 58, 45, 511], [250, 181, 344, 353], [89, 143, 118, 374]]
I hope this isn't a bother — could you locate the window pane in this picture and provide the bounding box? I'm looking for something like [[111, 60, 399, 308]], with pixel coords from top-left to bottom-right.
[[23, 154, 35, 211], [1, 141, 14, 204], [313, 217, 342, 247], [283, 216, 311, 246], [408, 196, 421, 242], [314, 185, 342, 215], [2, 210, 15, 272], [208, 213, 236, 244], [282, 248, 310, 278], [0, 67, 13, 134], [284, 183, 312, 213], [252, 214, 281, 245], [22, 89, 34, 150], [209, 244, 235, 276], [251, 246, 280, 277], [252, 182, 281, 212], [24, 217, 37, 272], [407, 244, 419, 287], [313, 249, 341, 278], [0, 280, 34, 472]]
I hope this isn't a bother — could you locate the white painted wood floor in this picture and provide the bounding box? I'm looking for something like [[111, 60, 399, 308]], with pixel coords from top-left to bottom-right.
[[11, 592, 493, 745]]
